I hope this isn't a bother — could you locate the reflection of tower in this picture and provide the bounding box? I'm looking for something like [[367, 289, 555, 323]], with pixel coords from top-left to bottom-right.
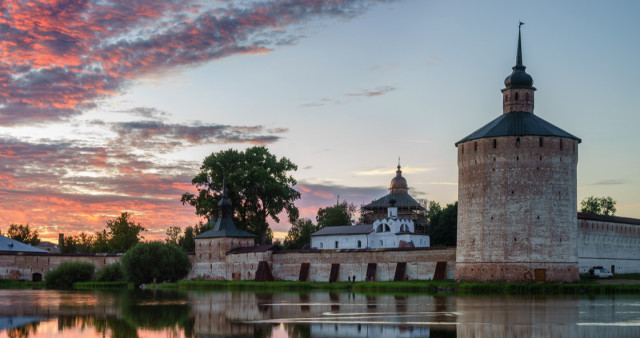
[[455, 26, 580, 282]]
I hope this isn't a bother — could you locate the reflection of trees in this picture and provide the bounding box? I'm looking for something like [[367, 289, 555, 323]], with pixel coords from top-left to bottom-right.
[[284, 323, 311, 338], [119, 290, 194, 333], [56, 315, 138, 338], [7, 322, 39, 338]]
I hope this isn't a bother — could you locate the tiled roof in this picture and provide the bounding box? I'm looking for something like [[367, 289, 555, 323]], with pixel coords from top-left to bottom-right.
[[578, 212, 640, 226], [456, 111, 581, 145], [0, 235, 48, 253], [311, 224, 373, 237]]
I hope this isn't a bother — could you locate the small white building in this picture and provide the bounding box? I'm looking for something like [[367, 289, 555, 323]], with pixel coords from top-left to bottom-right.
[[310, 200, 430, 250]]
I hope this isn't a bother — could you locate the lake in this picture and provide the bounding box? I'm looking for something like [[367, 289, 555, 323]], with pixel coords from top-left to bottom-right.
[[0, 289, 639, 337]]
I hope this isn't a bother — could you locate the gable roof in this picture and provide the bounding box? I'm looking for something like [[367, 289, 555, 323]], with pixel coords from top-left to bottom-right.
[[311, 224, 373, 237], [0, 235, 47, 253], [455, 111, 581, 146]]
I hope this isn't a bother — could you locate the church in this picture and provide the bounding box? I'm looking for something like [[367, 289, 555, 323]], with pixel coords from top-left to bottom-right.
[[310, 164, 430, 250]]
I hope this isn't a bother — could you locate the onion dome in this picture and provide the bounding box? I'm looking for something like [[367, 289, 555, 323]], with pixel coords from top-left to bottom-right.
[[504, 24, 534, 89], [390, 165, 409, 194]]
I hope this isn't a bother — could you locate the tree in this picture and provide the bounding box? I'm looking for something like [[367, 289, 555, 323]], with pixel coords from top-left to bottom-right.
[[178, 226, 196, 252], [316, 201, 356, 228], [165, 226, 182, 246], [45, 261, 95, 289], [427, 201, 457, 246], [181, 146, 300, 244], [283, 218, 318, 249], [6, 223, 40, 246], [580, 196, 616, 216], [120, 242, 192, 286], [105, 212, 146, 253]]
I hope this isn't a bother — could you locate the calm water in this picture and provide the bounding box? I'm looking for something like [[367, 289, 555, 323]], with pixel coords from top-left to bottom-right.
[[0, 289, 639, 337]]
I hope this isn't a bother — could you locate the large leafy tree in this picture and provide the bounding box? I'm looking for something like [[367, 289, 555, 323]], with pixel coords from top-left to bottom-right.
[[580, 196, 616, 216], [105, 212, 146, 253], [427, 201, 457, 247], [316, 201, 356, 228], [283, 218, 318, 249], [181, 146, 300, 244], [6, 223, 40, 246], [120, 242, 191, 286]]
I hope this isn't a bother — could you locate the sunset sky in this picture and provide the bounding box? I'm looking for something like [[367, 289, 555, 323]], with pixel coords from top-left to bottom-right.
[[0, 0, 638, 242]]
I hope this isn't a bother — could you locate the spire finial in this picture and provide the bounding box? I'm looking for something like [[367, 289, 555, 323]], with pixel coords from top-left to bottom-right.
[[397, 156, 401, 170], [516, 22, 524, 67]]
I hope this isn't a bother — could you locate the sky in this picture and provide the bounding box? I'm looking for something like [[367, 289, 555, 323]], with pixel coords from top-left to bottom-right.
[[0, 0, 638, 243]]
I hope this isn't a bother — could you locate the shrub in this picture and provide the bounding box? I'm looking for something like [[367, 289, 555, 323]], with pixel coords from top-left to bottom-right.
[[45, 261, 95, 289], [120, 242, 192, 286], [96, 262, 124, 282]]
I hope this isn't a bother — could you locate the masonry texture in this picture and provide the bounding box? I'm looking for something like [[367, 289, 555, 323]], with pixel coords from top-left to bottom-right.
[[456, 136, 579, 282]]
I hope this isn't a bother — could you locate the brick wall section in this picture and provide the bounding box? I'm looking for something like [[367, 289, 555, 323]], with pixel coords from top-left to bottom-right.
[[456, 135, 579, 282], [0, 252, 121, 281], [578, 219, 640, 273], [190, 237, 254, 280], [271, 248, 456, 282]]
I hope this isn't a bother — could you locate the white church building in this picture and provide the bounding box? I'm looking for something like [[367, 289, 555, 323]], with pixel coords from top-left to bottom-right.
[[310, 199, 430, 250]]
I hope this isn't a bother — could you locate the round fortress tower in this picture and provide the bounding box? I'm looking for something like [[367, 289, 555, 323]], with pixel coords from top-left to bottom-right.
[[454, 27, 581, 282]]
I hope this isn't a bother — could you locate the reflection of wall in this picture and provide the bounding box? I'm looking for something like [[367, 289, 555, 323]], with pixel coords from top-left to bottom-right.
[[188, 291, 457, 337]]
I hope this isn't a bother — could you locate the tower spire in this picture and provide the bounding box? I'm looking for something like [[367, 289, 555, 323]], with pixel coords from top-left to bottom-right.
[[516, 22, 524, 67]]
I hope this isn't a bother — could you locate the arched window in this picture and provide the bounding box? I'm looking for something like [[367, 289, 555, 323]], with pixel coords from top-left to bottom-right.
[[474, 142, 477, 152], [516, 137, 520, 148], [376, 224, 383, 233], [539, 137, 543, 147], [515, 92, 519, 100], [320, 242, 323, 248], [493, 139, 497, 148], [357, 240, 362, 248], [560, 139, 563, 150], [385, 224, 391, 232]]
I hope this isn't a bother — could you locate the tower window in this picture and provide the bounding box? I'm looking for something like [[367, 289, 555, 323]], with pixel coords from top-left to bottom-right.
[[461, 145, 464, 154], [515, 92, 519, 100], [516, 137, 520, 148], [560, 139, 563, 150], [474, 142, 477, 152], [539, 137, 543, 147], [526, 92, 530, 101], [493, 139, 497, 148]]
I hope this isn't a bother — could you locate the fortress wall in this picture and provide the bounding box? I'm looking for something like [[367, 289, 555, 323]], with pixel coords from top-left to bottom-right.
[[0, 253, 121, 281], [578, 219, 640, 273], [271, 247, 456, 282]]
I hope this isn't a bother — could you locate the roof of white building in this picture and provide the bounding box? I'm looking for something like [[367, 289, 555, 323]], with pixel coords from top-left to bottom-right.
[[311, 224, 373, 237]]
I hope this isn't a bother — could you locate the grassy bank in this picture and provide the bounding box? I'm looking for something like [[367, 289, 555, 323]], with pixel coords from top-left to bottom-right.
[[0, 279, 44, 289], [74, 281, 132, 289], [162, 279, 640, 295]]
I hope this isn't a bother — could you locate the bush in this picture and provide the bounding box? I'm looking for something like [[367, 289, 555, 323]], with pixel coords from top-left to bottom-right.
[[96, 262, 124, 282], [120, 242, 192, 286], [45, 261, 95, 289]]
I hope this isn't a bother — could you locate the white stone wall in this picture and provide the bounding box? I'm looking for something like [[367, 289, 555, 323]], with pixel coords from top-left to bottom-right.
[[311, 234, 368, 250], [578, 218, 640, 274]]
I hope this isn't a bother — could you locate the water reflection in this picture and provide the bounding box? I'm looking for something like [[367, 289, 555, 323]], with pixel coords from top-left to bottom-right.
[[0, 289, 640, 337]]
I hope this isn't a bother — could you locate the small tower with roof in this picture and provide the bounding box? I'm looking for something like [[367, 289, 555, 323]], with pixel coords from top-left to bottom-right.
[[455, 25, 581, 282], [193, 179, 255, 280]]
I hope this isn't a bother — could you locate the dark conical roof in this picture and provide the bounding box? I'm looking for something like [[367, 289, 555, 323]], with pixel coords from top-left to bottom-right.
[[503, 24, 534, 89], [455, 111, 581, 145], [195, 180, 255, 239]]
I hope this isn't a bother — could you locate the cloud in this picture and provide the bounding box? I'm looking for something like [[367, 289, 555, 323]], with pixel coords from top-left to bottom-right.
[[116, 107, 170, 120], [355, 166, 431, 176], [589, 179, 630, 186], [346, 85, 396, 97], [0, 0, 394, 125], [108, 121, 285, 152]]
